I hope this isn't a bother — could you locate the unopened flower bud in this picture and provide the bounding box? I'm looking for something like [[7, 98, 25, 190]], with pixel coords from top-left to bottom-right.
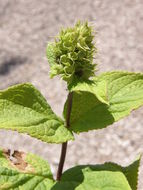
[[46, 21, 97, 84]]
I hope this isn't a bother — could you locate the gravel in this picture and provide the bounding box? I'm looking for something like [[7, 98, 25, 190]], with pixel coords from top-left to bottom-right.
[[0, 0, 143, 188]]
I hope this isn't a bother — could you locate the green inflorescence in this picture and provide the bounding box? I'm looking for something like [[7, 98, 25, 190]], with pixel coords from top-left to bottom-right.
[[46, 21, 97, 84]]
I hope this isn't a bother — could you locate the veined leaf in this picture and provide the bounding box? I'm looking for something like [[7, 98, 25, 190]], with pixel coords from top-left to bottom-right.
[[61, 155, 141, 190], [64, 91, 115, 132], [96, 72, 143, 121], [64, 71, 143, 133], [52, 157, 141, 190], [0, 83, 74, 143], [68, 78, 108, 104], [0, 149, 54, 190]]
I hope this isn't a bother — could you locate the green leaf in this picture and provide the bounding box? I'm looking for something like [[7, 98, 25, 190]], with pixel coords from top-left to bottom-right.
[[0, 149, 54, 189], [96, 72, 143, 121], [0, 83, 74, 143], [68, 78, 108, 104], [123, 155, 141, 190], [52, 158, 141, 190], [60, 155, 141, 190], [64, 71, 143, 133], [64, 91, 115, 132]]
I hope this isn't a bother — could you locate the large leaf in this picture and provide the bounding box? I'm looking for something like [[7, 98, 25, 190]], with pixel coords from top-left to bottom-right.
[[60, 156, 141, 190], [96, 72, 143, 121], [0, 149, 54, 189], [0, 83, 74, 143], [64, 71, 143, 133], [53, 171, 132, 190], [52, 157, 141, 190], [64, 91, 115, 132]]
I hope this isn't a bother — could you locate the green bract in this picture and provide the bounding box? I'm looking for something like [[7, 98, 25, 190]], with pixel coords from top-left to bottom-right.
[[46, 21, 96, 84]]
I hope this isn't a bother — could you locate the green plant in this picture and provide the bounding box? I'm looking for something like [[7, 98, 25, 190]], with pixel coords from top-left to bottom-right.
[[0, 21, 142, 190]]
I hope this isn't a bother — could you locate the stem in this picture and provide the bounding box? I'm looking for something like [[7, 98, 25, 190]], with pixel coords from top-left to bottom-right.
[[56, 92, 73, 181], [56, 142, 67, 181]]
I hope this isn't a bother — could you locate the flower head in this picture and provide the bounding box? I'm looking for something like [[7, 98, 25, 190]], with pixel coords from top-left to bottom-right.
[[46, 21, 97, 84]]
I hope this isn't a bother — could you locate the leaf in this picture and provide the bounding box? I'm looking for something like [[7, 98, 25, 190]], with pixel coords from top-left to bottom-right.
[[53, 172, 132, 190], [64, 71, 143, 133], [61, 155, 141, 190], [123, 155, 141, 190], [96, 72, 143, 121], [0, 149, 54, 190], [0, 83, 74, 143], [64, 91, 115, 132], [68, 78, 108, 104], [51, 158, 141, 190]]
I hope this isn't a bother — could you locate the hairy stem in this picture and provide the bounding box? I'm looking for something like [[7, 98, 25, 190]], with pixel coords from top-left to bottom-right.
[[56, 92, 73, 181]]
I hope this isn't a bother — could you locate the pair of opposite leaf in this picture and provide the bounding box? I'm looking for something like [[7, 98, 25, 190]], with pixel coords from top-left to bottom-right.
[[0, 21, 143, 144], [0, 149, 141, 190], [0, 21, 142, 190]]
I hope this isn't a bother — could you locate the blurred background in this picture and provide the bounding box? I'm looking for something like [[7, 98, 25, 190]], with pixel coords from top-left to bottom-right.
[[0, 0, 143, 188]]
